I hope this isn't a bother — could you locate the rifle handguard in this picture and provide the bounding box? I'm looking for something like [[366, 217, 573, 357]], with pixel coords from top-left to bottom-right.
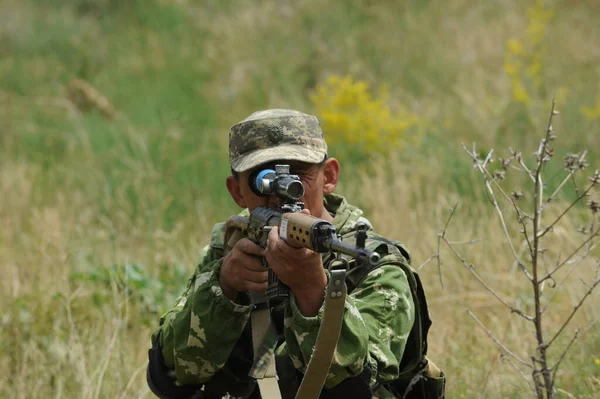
[[278, 212, 326, 250]]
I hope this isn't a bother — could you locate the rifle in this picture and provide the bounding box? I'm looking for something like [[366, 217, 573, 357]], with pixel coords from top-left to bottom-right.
[[225, 164, 380, 306]]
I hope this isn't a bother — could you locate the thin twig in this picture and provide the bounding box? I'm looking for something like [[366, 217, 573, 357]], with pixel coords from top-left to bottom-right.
[[538, 171, 575, 213], [518, 158, 537, 183], [537, 187, 595, 239], [547, 277, 600, 347], [541, 225, 600, 283], [463, 144, 534, 280], [550, 329, 579, 386], [447, 238, 483, 245], [580, 317, 599, 337], [444, 237, 534, 321], [500, 354, 536, 391], [436, 204, 460, 289], [542, 244, 599, 313], [530, 99, 559, 397], [417, 254, 438, 271], [466, 309, 533, 367], [483, 149, 495, 168], [570, 173, 581, 197]]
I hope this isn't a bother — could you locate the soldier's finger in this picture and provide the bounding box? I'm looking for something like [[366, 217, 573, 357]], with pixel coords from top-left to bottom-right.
[[239, 269, 268, 284], [267, 226, 283, 251], [244, 281, 268, 292], [243, 258, 268, 271], [268, 227, 302, 255], [236, 238, 265, 257]]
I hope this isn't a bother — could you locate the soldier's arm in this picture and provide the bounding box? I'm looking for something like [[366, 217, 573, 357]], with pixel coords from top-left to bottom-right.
[[147, 244, 253, 394], [283, 253, 415, 390]]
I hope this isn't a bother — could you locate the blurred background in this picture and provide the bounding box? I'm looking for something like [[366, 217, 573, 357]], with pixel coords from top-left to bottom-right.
[[1, 0, 599, 397]]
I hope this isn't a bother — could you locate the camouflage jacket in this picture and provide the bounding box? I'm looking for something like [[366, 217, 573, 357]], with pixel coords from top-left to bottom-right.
[[150, 194, 415, 398]]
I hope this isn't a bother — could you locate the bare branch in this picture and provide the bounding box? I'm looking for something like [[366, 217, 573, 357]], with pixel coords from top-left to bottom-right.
[[537, 183, 596, 239], [538, 170, 576, 213], [547, 277, 600, 347], [508, 146, 537, 183], [462, 144, 534, 280], [466, 309, 533, 368], [443, 237, 534, 320], [541, 225, 600, 283], [550, 329, 579, 387], [447, 238, 483, 245], [484, 184, 533, 280], [500, 354, 535, 392], [417, 254, 437, 271], [483, 149, 495, 168], [441, 204, 458, 234], [533, 99, 557, 178], [542, 245, 600, 314], [528, 100, 558, 398], [517, 157, 537, 183], [581, 317, 599, 337], [443, 236, 534, 320], [418, 203, 466, 288], [435, 204, 459, 290]]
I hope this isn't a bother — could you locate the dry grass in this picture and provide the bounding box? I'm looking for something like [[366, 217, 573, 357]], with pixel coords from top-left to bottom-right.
[[2, 0, 600, 397], [2, 149, 598, 398], [352, 153, 600, 397]]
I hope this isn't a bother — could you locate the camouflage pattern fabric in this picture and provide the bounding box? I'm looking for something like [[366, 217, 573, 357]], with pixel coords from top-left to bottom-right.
[[152, 193, 415, 398], [229, 109, 328, 173]]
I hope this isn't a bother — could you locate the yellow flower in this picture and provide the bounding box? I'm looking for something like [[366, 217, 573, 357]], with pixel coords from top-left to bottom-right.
[[504, 59, 519, 77], [507, 39, 524, 55], [594, 358, 600, 366], [310, 74, 423, 160], [504, 1, 552, 106], [581, 102, 600, 120], [512, 82, 531, 105]]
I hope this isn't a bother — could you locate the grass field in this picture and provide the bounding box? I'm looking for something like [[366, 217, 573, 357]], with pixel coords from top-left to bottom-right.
[[1, 0, 599, 397]]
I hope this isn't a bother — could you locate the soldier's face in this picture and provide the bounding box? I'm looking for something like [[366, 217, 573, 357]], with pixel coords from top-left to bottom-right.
[[226, 158, 340, 221]]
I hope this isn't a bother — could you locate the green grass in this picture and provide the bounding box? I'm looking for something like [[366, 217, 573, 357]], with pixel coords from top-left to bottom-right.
[[1, 0, 600, 397]]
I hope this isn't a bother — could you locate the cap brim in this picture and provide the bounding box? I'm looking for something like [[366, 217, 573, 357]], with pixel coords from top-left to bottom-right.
[[231, 145, 326, 173]]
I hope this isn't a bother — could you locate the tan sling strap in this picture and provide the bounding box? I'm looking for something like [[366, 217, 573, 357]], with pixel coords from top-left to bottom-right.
[[247, 268, 348, 399], [224, 220, 348, 399], [224, 224, 282, 397], [295, 268, 347, 399], [249, 302, 281, 399]]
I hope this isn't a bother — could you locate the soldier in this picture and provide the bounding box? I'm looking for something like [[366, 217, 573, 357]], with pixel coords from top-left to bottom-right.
[[147, 109, 444, 398]]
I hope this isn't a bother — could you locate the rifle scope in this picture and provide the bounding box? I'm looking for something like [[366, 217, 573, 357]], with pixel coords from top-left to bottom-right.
[[252, 165, 304, 200]]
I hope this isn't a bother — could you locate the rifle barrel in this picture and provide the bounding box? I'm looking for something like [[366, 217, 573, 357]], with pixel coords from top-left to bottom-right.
[[324, 239, 380, 265]]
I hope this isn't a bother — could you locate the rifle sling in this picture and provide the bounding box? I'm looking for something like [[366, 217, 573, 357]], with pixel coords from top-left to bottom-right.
[[227, 217, 348, 398], [249, 304, 281, 399], [295, 268, 347, 399]]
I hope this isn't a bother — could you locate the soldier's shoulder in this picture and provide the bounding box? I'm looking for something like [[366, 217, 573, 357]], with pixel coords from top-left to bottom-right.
[[365, 231, 411, 265], [340, 227, 411, 266], [209, 222, 228, 250]]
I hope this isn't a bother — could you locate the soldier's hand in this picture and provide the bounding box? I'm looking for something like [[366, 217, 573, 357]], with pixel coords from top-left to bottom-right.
[[265, 212, 327, 316], [219, 238, 268, 300]]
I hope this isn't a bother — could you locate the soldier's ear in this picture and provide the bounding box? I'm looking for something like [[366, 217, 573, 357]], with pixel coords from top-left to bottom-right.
[[226, 175, 248, 208], [322, 157, 340, 195]]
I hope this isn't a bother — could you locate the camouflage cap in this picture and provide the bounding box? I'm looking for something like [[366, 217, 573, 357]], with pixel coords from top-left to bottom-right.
[[229, 109, 328, 173]]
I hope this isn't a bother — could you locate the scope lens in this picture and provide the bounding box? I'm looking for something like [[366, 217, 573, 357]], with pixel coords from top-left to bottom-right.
[[285, 180, 304, 199]]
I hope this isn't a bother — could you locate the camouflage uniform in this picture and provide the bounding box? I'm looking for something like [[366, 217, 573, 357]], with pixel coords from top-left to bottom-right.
[[147, 110, 419, 398], [150, 194, 414, 398]]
